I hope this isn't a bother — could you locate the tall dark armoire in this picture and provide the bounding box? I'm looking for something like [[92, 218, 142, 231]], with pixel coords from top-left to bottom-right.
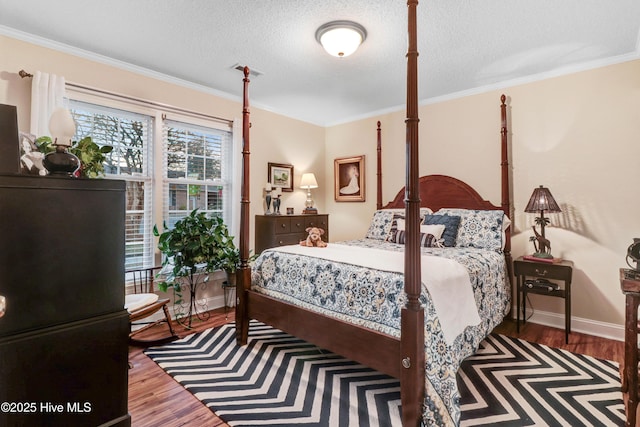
[[0, 175, 130, 427]]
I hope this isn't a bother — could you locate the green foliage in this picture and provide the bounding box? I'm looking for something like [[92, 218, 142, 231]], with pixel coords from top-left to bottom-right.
[[70, 137, 113, 178], [34, 135, 113, 178], [153, 209, 238, 293], [35, 136, 55, 154]]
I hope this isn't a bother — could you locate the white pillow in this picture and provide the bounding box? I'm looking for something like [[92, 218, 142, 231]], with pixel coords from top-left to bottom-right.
[[397, 219, 445, 239], [420, 223, 446, 240]]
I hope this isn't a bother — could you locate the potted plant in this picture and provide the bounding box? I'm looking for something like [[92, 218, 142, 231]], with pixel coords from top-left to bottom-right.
[[153, 209, 237, 327], [219, 244, 241, 286]]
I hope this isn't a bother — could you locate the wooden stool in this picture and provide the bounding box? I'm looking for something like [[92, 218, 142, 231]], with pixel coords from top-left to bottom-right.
[[620, 268, 640, 427]]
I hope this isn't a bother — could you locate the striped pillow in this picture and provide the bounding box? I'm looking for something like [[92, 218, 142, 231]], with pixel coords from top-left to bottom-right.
[[388, 219, 445, 247]]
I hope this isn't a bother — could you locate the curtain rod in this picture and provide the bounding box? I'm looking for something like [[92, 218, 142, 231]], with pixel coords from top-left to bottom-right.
[[18, 69, 232, 126]]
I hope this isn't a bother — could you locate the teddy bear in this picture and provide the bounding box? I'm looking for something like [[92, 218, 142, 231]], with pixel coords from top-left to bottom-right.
[[300, 226, 327, 247]]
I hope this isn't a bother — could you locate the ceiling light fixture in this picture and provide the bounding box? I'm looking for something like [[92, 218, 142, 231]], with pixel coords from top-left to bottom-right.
[[315, 20, 367, 58]]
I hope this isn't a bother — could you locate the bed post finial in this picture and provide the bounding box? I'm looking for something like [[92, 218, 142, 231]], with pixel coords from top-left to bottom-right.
[[236, 66, 252, 345], [376, 121, 382, 210]]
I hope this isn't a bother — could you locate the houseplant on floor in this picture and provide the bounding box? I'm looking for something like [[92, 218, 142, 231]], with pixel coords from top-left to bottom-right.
[[154, 209, 237, 328]]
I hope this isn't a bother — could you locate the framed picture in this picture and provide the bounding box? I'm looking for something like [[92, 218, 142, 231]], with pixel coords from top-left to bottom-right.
[[334, 155, 365, 202], [268, 162, 294, 192]]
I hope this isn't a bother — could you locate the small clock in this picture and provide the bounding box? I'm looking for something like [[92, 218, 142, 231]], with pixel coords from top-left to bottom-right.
[[627, 238, 640, 271]]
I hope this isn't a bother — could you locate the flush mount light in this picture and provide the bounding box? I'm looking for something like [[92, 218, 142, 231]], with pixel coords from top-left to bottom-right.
[[315, 20, 367, 58]]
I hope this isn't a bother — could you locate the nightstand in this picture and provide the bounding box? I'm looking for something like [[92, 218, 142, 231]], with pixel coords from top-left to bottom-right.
[[514, 256, 574, 343]]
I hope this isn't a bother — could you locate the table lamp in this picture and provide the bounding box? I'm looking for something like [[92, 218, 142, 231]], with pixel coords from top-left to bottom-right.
[[43, 107, 80, 176], [525, 185, 561, 259], [300, 173, 318, 214]]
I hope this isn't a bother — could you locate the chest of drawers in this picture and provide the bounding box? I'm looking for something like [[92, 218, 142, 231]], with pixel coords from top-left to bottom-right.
[[255, 214, 329, 253]]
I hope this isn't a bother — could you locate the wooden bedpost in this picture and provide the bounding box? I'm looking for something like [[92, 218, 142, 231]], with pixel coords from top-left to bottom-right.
[[236, 66, 251, 345], [500, 94, 511, 253], [402, 0, 425, 425], [376, 121, 383, 210], [499, 94, 514, 288]]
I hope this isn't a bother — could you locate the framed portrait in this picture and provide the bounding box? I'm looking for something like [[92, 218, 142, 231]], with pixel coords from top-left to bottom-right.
[[334, 155, 365, 202], [268, 162, 294, 192]]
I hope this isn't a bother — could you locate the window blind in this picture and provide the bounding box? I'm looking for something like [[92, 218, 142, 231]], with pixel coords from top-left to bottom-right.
[[69, 100, 155, 270], [162, 118, 233, 229]]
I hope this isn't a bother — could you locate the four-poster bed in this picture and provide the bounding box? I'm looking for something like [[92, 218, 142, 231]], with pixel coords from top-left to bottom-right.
[[235, 2, 512, 425]]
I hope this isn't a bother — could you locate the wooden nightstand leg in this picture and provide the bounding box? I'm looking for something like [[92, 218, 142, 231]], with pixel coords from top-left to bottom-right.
[[516, 275, 521, 332], [565, 282, 571, 344], [522, 286, 527, 325]]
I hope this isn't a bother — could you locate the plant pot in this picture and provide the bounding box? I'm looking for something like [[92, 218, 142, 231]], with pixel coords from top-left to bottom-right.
[[224, 270, 237, 287]]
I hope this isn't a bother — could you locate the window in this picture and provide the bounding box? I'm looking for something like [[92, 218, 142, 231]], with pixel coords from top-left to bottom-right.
[[69, 100, 154, 270], [67, 94, 235, 272], [163, 119, 233, 228]]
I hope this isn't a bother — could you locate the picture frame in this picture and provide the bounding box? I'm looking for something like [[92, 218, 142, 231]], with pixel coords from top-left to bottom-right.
[[334, 155, 365, 202], [268, 162, 294, 192]]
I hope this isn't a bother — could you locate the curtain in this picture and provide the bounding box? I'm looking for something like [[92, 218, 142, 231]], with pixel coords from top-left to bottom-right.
[[29, 71, 66, 137]]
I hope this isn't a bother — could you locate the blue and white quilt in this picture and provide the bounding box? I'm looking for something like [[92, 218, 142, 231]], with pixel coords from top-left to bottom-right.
[[251, 238, 510, 426]]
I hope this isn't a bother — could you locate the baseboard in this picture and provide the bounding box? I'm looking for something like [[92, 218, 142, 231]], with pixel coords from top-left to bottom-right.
[[511, 305, 624, 342]]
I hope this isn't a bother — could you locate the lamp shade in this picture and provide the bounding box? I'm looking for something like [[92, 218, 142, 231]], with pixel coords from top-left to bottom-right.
[[300, 173, 318, 189], [524, 185, 561, 213], [48, 107, 76, 148], [315, 21, 367, 57]]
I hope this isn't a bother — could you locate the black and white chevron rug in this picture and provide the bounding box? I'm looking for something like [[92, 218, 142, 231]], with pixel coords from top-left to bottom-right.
[[145, 321, 625, 426]]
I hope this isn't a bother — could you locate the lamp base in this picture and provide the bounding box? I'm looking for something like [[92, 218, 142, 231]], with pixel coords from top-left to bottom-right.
[[43, 146, 80, 176], [303, 207, 318, 214]]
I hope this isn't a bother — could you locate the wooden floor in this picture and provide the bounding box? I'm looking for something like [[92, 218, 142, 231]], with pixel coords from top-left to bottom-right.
[[128, 309, 628, 427]]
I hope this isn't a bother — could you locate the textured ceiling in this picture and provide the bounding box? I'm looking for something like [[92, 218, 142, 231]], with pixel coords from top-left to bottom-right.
[[1, 1, 639, 126]]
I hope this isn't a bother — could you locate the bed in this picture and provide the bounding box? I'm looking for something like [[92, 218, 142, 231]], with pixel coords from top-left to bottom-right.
[[234, 3, 512, 426]]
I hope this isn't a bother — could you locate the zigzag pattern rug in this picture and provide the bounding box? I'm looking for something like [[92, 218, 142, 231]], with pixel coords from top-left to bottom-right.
[[145, 321, 626, 426]]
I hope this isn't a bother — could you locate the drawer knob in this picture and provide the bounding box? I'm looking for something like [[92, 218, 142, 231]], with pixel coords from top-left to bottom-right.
[[296, 223, 301, 227], [281, 224, 286, 228], [534, 268, 548, 276]]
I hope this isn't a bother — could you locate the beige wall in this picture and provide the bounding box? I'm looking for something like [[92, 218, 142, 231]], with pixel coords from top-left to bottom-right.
[[3, 33, 639, 333], [325, 59, 640, 331], [0, 34, 326, 254]]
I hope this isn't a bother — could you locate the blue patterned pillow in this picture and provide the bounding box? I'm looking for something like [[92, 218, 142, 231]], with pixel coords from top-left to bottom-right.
[[365, 210, 403, 240], [422, 214, 461, 247], [436, 208, 507, 251], [365, 208, 433, 240]]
